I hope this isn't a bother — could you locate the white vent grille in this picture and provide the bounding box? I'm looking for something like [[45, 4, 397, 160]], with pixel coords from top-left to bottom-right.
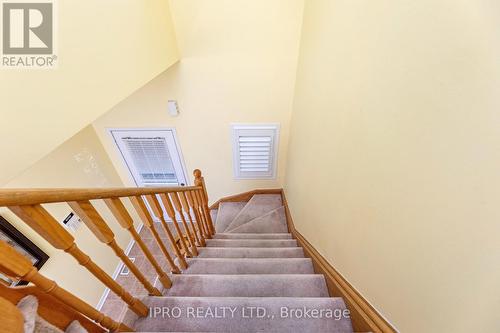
[[122, 137, 178, 185], [232, 125, 279, 179], [109, 129, 188, 187]]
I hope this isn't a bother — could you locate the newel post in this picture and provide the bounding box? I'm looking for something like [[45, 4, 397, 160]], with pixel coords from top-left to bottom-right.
[[193, 169, 215, 235]]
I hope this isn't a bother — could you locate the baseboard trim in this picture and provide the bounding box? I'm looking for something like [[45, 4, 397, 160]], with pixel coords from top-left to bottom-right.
[[280, 190, 398, 333]]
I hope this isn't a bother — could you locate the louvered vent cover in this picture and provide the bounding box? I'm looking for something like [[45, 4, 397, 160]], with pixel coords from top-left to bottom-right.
[[232, 125, 279, 179], [122, 136, 178, 185]]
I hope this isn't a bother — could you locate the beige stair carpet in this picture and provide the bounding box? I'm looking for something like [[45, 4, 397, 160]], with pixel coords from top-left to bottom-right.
[[130, 195, 353, 332], [224, 194, 282, 231], [214, 202, 246, 232], [213, 233, 292, 239], [228, 206, 288, 233]]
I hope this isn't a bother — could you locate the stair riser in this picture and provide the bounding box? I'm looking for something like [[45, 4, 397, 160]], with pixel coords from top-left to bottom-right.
[[206, 239, 297, 248], [197, 247, 304, 258], [214, 233, 292, 239]]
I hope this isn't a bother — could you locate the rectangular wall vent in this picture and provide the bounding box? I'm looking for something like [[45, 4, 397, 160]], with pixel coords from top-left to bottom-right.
[[121, 136, 177, 185], [109, 129, 188, 187], [232, 124, 279, 179]]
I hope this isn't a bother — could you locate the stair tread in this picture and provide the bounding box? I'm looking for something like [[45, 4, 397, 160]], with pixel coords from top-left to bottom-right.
[[164, 274, 329, 297], [133, 297, 353, 333], [206, 239, 297, 248], [179, 258, 314, 274], [197, 247, 304, 258], [214, 233, 292, 239]]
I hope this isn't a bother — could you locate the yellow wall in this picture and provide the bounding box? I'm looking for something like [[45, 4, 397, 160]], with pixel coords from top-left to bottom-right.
[[0, 0, 179, 186], [285, 1, 500, 332], [92, 0, 305, 201], [1, 125, 133, 306]]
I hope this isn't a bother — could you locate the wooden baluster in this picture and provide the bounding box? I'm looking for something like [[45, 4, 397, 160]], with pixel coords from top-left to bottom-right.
[[158, 193, 192, 257], [144, 195, 188, 269], [104, 197, 172, 289], [8, 205, 148, 317], [165, 193, 198, 256], [0, 240, 132, 332], [190, 190, 211, 239], [129, 196, 181, 274], [0, 296, 23, 333], [178, 191, 202, 247], [197, 189, 212, 239], [193, 169, 215, 234], [193, 190, 211, 238], [184, 191, 206, 246], [69, 200, 162, 296]]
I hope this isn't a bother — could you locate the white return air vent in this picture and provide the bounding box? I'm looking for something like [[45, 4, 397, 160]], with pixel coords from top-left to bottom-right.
[[231, 124, 279, 179], [109, 129, 188, 187]]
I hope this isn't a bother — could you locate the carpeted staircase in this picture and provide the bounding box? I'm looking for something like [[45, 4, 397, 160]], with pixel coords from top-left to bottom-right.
[[132, 194, 354, 332]]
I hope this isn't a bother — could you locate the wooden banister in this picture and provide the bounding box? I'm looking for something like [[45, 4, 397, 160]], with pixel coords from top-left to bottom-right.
[[188, 190, 209, 239], [0, 186, 201, 206], [184, 191, 206, 246], [159, 193, 192, 257], [104, 197, 172, 289], [193, 190, 212, 238], [69, 201, 162, 296], [8, 205, 148, 317], [0, 169, 219, 330], [8, 204, 74, 250], [145, 194, 188, 269], [0, 240, 131, 332], [171, 192, 198, 256], [129, 196, 181, 274], [193, 170, 215, 234], [178, 191, 202, 247], [0, 296, 23, 333]]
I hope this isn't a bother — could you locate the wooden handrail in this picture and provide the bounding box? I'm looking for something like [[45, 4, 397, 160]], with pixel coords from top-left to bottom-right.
[[0, 186, 201, 206], [0, 169, 215, 331], [0, 240, 131, 332], [1, 284, 105, 333], [0, 296, 23, 333]]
